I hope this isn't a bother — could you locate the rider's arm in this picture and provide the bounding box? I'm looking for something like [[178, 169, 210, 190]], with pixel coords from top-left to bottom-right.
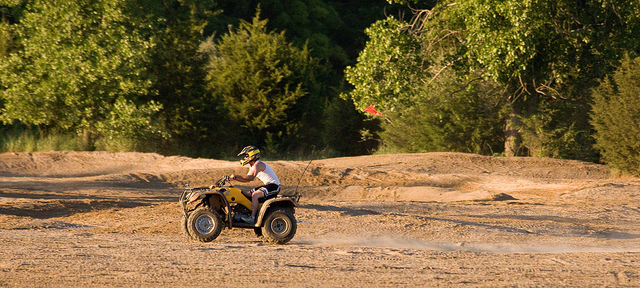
[[230, 161, 264, 182], [230, 174, 255, 182]]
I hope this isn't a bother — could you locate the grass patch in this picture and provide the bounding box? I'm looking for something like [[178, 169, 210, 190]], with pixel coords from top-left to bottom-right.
[[0, 127, 85, 153]]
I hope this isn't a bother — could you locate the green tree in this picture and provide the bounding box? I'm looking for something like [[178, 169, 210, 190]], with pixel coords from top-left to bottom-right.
[[361, 0, 640, 159], [201, 12, 323, 155], [199, 1, 415, 157], [591, 55, 640, 176], [345, 17, 423, 114], [143, 0, 223, 156], [346, 17, 504, 154], [0, 0, 166, 148], [444, 0, 640, 158], [207, 0, 397, 72]]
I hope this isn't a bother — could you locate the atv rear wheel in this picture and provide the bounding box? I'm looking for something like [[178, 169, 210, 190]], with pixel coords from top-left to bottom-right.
[[187, 207, 223, 242], [261, 208, 296, 244]]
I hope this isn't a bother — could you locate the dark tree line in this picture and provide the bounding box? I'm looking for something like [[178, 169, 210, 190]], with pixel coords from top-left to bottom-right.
[[0, 0, 399, 158], [347, 0, 640, 174], [2, 0, 640, 176]]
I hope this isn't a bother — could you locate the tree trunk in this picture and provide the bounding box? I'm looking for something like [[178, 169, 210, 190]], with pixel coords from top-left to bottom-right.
[[82, 130, 93, 150], [504, 105, 522, 157]]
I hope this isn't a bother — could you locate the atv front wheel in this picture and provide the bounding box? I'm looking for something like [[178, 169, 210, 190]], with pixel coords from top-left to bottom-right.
[[180, 214, 193, 240], [261, 208, 296, 244], [186, 207, 223, 242]]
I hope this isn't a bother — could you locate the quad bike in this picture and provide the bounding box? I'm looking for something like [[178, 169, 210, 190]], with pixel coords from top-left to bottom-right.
[[179, 176, 298, 244]]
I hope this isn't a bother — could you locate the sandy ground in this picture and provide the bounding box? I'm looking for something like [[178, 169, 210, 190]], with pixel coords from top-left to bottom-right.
[[0, 151, 639, 287]]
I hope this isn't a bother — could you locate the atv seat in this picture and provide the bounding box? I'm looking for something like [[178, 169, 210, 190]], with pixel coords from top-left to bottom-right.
[[242, 190, 281, 203]]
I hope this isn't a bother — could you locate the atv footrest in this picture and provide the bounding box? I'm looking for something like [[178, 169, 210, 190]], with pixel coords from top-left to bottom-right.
[[232, 221, 257, 228]]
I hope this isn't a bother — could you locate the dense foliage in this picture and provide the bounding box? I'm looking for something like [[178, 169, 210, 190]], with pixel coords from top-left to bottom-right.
[[200, 13, 321, 154], [591, 55, 640, 176], [347, 0, 640, 163], [345, 17, 505, 154], [1, 0, 640, 175], [0, 0, 389, 157], [447, 0, 640, 159], [0, 0, 164, 150]]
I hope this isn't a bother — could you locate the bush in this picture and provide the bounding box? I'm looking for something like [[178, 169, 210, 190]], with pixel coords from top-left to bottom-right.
[[379, 69, 505, 155], [94, 97, 168, 152], [591, 54, 640, 176]]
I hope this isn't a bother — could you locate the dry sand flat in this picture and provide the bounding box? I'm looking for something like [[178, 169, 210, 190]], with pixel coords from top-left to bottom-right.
[[0, 151, 639, 287]]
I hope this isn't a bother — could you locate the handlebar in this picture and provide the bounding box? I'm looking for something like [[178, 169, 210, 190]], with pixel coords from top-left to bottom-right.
[[213, 175, 231, 187]]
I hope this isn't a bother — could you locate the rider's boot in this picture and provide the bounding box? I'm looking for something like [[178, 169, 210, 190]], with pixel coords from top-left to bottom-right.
[[239, 214, 255, 224]]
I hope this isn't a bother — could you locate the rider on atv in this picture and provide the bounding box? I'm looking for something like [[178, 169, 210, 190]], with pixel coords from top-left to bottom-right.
[[229, 146, 281, 224]]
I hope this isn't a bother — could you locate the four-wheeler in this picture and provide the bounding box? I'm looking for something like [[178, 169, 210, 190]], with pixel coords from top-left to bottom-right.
[[179, 176, 298, 244]]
